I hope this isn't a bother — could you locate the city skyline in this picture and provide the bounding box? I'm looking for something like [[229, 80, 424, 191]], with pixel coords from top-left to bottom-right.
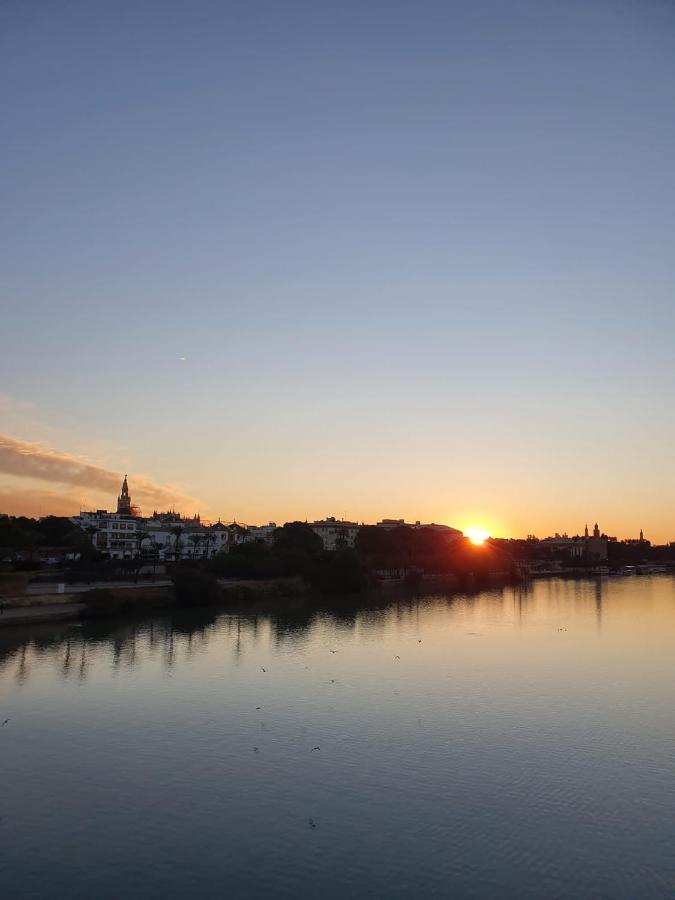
[[0, 456, 660, 545], [2, 2, 674, 543]]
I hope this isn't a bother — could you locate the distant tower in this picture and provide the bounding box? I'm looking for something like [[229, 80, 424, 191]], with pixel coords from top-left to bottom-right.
[[593, 522, 600, 538], [584, 523, 589, 538], [117, 475, 132, 515], [640, 528, 644, 542]]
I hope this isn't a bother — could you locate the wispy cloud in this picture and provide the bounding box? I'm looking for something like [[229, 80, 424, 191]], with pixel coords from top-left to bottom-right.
[[0, 433, 197, 512], [0, 486, 85, 519]]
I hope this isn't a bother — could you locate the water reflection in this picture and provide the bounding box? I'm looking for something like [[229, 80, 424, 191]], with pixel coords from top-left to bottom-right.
[[1, 576, 674, 900], [0, 576, 670, 692], [0, 578, 621, 686], [0, 592, 466, 684]]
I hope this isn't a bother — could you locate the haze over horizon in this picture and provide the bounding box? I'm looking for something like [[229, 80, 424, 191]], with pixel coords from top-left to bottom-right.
[[2, 1, 674, 542]]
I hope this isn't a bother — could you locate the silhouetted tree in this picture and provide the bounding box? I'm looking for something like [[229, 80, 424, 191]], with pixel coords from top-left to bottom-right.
[[172, 568, 222, 606], [171, 525, 184, 562], [273, 522, 322, 557], [306, 549, 368, 594]]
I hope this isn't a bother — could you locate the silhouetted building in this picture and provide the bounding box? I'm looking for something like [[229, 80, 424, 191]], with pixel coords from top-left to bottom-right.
[[247, 523, 278, 545], [311, 517, 360, 550], [376, 519, 463, 541], [624, 529, 650, 547], [541, 522, 608, 561], [117, 475, 132, 515]]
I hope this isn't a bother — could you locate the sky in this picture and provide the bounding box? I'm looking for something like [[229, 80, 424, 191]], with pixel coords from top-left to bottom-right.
[[1, 0, 674, 541]]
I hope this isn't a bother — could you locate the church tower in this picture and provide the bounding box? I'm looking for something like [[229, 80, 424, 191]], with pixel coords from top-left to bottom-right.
[[117, 475, 132, 515]]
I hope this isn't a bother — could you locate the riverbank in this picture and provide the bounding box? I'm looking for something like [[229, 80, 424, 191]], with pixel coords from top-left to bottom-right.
[[0, 576, 309, 627], [0, 568, 525, 628]]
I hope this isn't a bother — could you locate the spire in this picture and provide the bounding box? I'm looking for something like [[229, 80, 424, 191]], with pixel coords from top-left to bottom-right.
[[584, 523, 589, 538], [117, 474, 132, 515], [640, 528, 644, 542]]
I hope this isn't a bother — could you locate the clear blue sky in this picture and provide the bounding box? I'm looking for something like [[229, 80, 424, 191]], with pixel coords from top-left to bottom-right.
[[1, 0, 674, 539]]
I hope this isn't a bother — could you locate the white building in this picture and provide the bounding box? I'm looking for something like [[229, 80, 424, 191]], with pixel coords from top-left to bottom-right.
[[142, 519, 230, 561], [311, 517, 360, 551], [72, 476, 141, 558], [72, 477, 258, 560], [74, 509, 139, 558], [247, 523, 278, 545]]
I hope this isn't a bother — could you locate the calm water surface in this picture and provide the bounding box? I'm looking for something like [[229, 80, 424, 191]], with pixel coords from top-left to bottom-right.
[[1, 576, 674, 899]]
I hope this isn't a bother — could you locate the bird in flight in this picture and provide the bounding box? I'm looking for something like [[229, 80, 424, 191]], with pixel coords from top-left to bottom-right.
[[311, 746, 321, 752], [261, 667, 266, 672], [1, 718, 9, 726], [394, 655, 401, 660]]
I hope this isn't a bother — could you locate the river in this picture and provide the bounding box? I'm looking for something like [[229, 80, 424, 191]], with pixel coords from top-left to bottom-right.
[[1, 575, 674, 898]]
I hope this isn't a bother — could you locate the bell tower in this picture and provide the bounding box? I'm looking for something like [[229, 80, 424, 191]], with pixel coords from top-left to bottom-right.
[[117, 475, 132, 515]]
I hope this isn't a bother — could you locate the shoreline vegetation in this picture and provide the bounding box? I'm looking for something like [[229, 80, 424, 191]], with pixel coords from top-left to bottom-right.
[[0, 569, 517, 627], [2, 520, 673, 628], [1, 521, 521, 619]]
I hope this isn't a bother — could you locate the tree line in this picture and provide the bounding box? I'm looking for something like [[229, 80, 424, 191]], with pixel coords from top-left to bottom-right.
[[208, 522, 520, 592], [0, 515, 95, 564]]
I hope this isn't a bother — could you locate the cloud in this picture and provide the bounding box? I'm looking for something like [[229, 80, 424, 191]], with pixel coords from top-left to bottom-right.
[[0, 486, 84, 519], [0, 433, 197, 513]]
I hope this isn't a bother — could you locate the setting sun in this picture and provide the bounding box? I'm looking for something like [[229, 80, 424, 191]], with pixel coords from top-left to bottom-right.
[[465, 526, 490, 546]]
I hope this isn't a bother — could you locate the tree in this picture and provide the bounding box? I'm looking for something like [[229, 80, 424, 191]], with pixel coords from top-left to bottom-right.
[[209, 540, 280, 578], [37, 516, 81, 547], [171, 525, 184, 562], [273, 522, 322, 557], [135, 530, 150, 556], [445, 537, 519, 581], [132, 530, 150, 582], [306, 549, 368, 594], [202, 530, 212, 560], [172, 568, 222, 607], [273, 522, 323, 577], [354, 526, 394, 568], [148, 538, 160, 579], [188, 533, 203, 560], [75, 524, 106, 561]]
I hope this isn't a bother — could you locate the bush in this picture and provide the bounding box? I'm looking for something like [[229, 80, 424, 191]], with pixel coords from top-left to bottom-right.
[[209, 542, 284, 579], [306, 550, 369, 594], [172, 568, 223, 607]]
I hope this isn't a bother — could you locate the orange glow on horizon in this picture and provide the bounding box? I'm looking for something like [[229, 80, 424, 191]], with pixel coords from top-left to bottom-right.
[[465, 526, 490, 546]]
